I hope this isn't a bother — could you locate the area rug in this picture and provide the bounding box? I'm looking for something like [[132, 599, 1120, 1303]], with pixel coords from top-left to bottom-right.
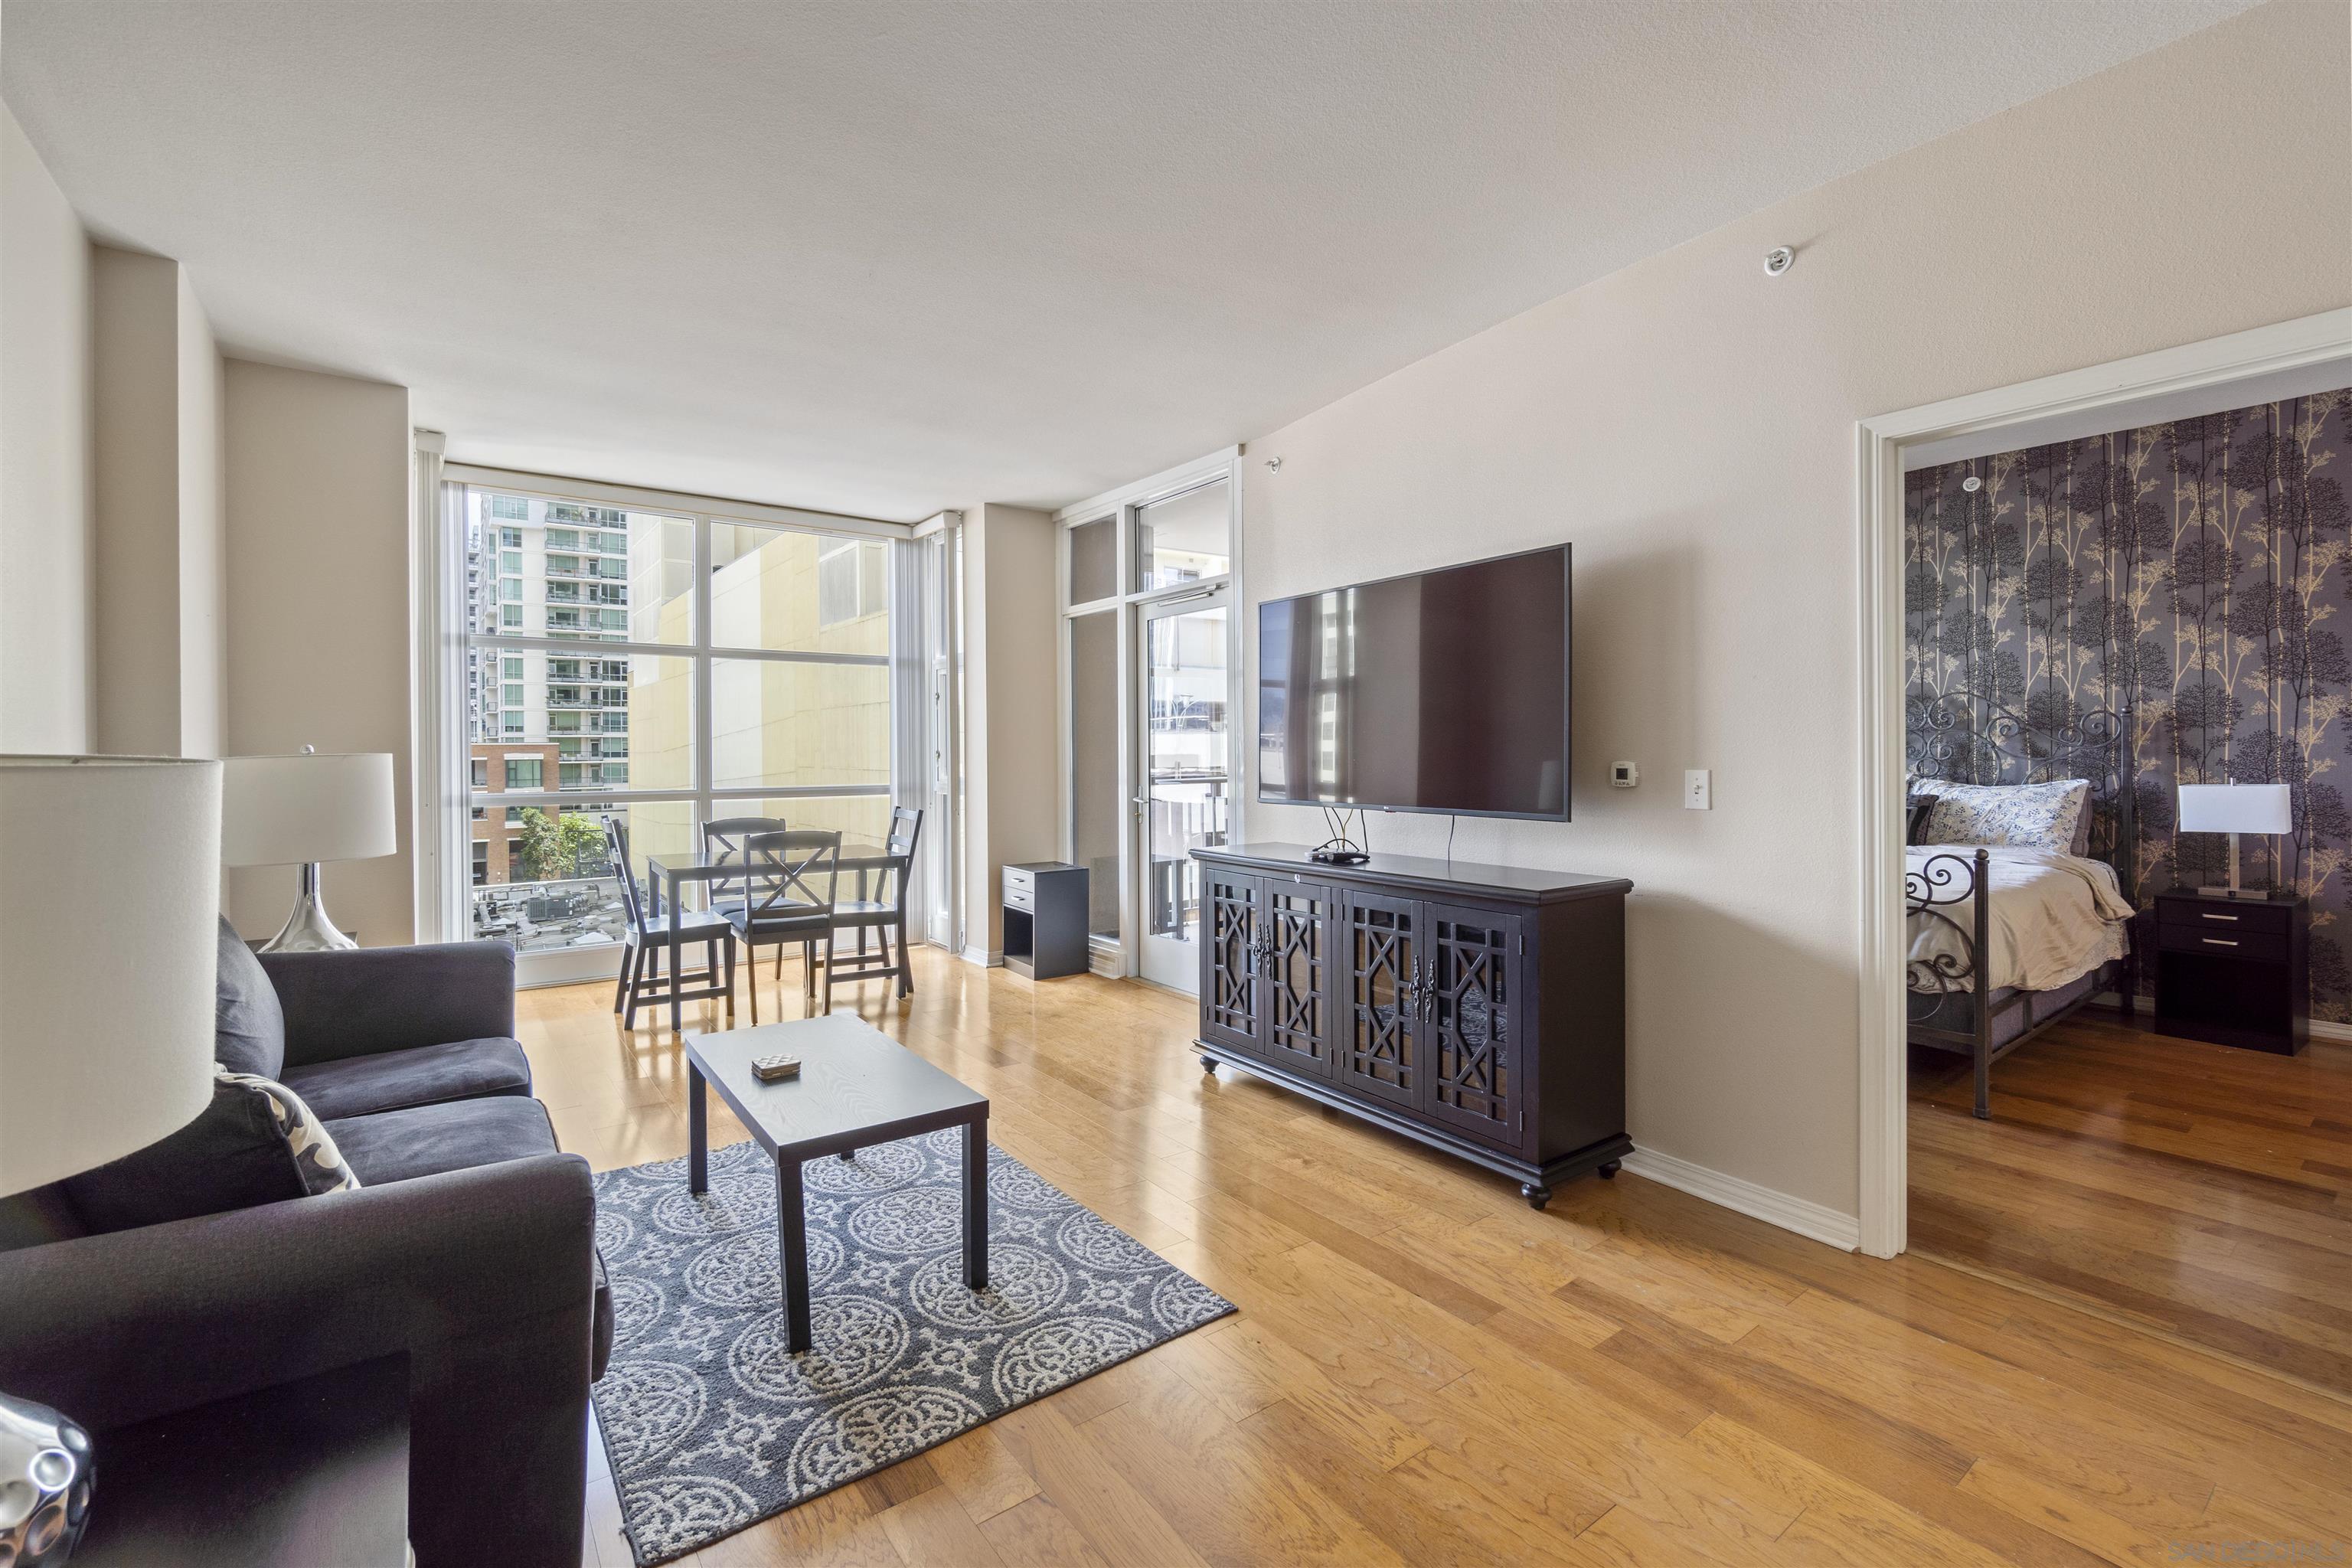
[[588, 1130, 1234, 1565]]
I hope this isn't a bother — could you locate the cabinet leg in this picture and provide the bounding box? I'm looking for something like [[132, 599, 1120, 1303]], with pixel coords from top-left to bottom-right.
[[1520, 1182, 1551, 1210], [1198, 1054, 1219, 1075], [1598, 1161, 1621, 1181]]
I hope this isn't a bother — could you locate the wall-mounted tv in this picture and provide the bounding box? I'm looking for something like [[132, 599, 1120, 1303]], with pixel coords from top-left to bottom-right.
[[1256, 544, 1570, 821]]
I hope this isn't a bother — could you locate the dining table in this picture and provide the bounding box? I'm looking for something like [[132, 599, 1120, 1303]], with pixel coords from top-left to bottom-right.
[[645, 838, 905, 1032]]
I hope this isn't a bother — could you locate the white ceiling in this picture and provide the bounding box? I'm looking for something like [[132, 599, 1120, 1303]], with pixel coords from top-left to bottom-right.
[[2, 0, 2256, 521]]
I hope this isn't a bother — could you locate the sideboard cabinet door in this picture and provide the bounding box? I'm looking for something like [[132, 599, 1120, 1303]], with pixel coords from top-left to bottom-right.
[[1258, 880, 1338, 1080], [1200, 867, 1263, 1056], [1337, 889, 1423, 1109], [1422, 902, 1528, 1153]]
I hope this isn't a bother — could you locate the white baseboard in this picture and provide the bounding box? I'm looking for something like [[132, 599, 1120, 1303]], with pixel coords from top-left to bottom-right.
[[1619, 1147, 1860, 1253], [959, 946, 1001, 968], [2309, 1018, 2352, 1044]]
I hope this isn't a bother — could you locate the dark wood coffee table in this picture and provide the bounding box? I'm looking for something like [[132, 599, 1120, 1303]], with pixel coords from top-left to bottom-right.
[[685, 1014, 989, 1354]]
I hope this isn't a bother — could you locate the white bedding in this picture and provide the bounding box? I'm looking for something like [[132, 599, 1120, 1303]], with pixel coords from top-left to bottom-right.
[[1906, 844, 2132, 993]]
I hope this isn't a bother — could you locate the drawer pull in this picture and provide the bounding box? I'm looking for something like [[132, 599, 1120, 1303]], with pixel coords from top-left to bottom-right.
[[2202, 937, 2239, 947], [2200, 911, 2239, 923]]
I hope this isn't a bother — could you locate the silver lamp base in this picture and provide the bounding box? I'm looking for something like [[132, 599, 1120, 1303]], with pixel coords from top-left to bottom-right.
[[0, 1391, 93, 1566], [2194, 831, 2289, 901], [257, 862, 357, 952]]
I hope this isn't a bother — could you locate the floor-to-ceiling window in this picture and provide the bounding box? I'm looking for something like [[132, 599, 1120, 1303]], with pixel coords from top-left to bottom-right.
[[457, 484, 897, 971]]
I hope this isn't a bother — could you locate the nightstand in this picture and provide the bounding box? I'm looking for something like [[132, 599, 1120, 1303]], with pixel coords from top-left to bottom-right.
[[2153, 890, 2308, 1054]]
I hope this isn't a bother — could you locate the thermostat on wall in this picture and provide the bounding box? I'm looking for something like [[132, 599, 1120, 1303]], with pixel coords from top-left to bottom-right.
[[1610, 762, 1638, 789]]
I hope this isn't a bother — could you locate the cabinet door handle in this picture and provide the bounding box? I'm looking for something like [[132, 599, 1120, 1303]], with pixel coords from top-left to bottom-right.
[[2201, 937, 2239, 947], [2200, 912, 2239, 923]]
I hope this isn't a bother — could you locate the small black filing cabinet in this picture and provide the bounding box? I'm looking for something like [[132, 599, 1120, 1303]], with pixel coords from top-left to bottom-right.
[[2153, 890, 2308, 1054], [1003, 861, 1089, 980]]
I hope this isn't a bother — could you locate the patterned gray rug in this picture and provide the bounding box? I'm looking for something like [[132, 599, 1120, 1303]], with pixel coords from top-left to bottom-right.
[[589, 1130, 1233, 1565]]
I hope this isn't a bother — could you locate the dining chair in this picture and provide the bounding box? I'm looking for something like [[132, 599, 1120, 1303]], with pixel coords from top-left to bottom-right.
[[702, 815, 787, 977], [825, 806, 923, 1004], [605, 815, 735, 1033], [724, 828, 841, 1023]]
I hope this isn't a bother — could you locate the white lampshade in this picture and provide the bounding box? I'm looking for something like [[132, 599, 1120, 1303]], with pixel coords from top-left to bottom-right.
[[0, 756, 222, 1196], [2177, 782, 2292, 836], [220, 752, 397, 867]]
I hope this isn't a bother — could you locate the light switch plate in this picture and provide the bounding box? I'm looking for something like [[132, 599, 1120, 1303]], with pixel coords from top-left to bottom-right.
[[1684, 769, 1712, 810]]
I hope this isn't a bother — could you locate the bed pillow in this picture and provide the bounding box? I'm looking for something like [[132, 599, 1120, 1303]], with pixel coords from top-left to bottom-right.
[[1917, 779, 2089, 854]]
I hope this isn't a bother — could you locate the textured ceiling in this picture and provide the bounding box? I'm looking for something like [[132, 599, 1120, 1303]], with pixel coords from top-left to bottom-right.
[[2, 0, 2257, 519]]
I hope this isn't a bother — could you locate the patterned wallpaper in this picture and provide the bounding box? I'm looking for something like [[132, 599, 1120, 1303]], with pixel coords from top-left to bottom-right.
[[1904, 387, 2352, 1018]]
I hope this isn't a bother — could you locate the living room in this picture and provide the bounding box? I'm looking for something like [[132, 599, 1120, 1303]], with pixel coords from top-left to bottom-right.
[[3, 3, 2349, 1566]]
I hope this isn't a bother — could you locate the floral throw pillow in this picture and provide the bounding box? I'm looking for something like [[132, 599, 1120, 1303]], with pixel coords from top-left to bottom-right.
[[1918, 779, 2089, 854], [217, 1068, 361, 1196]]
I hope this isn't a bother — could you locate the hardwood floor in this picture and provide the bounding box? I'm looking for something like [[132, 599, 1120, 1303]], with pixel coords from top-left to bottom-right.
[[1909, 1008, 2352, 1396], [522, 949, 2352, 1568]]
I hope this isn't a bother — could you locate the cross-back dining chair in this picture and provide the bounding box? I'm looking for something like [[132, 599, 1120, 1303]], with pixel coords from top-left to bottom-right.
[[826, 806, 924, 1004], [605, 815, 735, 1033], [723, 828, 841, 1023]]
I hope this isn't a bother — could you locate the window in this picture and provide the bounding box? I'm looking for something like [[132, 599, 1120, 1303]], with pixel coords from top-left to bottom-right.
[[461, 488, 895, 952], [472, 841, 489, 884], [501, 578, 521, 602], [1135, 478, 1230, 591], [499, 550, 522, 573], [818, 540, 888, 628], [492, 496, 530, 521], [499, 527, 522, 547]]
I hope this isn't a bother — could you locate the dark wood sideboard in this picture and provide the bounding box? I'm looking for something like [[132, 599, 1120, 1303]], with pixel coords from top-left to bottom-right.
[[1190, 842, 1630, 1208]]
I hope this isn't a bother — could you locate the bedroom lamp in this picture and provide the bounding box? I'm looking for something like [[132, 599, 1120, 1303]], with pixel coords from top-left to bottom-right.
[[1, 754, 225, 1568], [221, 748, 397, 952], [2177, 782, 2292, 900]]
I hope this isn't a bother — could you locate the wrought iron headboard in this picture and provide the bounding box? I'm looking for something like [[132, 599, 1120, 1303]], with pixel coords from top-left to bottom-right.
[[1904, 689, 2137, 904]]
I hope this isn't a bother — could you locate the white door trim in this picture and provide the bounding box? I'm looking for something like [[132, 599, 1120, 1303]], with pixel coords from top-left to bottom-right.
[[1854, 307, 2352, 1259]]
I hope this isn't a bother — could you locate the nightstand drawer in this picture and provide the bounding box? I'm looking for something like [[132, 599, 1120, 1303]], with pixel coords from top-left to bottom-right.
[[2158, 897, 2295, 936], [1004, 883, 1034, 911], [2157, 923, 2288, 963]]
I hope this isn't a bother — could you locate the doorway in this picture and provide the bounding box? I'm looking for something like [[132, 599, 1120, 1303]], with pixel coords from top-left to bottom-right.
[[1853, 312, 2352, 1297], [1056, 450, 1243, 991]]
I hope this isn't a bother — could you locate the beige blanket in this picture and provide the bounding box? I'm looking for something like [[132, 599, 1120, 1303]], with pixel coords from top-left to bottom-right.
[[1906, 845, 2132, 993]]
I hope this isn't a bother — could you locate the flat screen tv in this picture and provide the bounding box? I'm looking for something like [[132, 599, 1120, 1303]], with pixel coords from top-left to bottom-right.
[[1256, 544, 1570, 821]]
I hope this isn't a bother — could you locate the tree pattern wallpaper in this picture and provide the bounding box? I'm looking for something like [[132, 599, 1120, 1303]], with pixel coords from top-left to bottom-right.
[[1904, 387, 2352, 1019]]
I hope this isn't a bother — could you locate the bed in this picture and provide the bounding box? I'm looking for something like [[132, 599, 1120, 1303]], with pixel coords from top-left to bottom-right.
[[1905, 694, 2138, 1118]]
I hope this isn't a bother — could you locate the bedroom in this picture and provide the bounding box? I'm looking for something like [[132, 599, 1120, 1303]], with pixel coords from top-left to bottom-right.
[[1900, 382, 2352, 1393]]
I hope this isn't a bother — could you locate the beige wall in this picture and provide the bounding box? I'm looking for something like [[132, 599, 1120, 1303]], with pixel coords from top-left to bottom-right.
[[90, 245, 229, 757], [176, 269, 226, 760], [1238, 0, 2352, 1218], [0, 103, 93, 753], [224, 361, 415, 944], [959, 503, 1060, 956]]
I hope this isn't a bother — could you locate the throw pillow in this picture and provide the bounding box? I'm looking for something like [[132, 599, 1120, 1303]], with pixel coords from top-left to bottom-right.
[[214, 915, 286, 1078], [217, 1070, 360, 1197], [61, 1068, 358, 1233], [1905, 792, 1938, 844], [1918, 779, 2090, 854]]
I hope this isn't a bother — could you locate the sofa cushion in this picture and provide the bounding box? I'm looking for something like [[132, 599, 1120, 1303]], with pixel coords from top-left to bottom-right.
[[214, 915, 286, 1078], [63, 1071, 317, 1232], [328, 1096, 560, 1187], [281, 1037, 533, 1122]]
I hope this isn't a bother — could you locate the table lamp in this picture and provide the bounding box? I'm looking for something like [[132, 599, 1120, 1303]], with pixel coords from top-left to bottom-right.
[[1, 754, 224, 1567], [2177, 782, 2292, 900], [220, 748, 397, 952]]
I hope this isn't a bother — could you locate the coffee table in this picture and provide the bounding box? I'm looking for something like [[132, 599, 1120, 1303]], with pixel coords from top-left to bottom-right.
[[685, 1014, 989, 1354]]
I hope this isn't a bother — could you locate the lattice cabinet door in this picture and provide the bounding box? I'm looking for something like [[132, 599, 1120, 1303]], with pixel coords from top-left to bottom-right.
[[1256, 880, 1337, 1079], [1337, 888, 1423, 1109], [1422, 903, 1527, 1152], [1198, 867, 1264, 1056]]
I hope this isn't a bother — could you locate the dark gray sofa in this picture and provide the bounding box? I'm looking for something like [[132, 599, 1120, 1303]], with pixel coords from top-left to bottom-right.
[[0, 933, 609, 1568]]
